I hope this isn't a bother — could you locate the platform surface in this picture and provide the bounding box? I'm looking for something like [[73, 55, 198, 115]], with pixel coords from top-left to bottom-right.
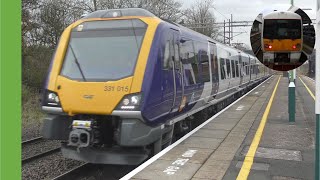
[[129, 75, 315, 180]]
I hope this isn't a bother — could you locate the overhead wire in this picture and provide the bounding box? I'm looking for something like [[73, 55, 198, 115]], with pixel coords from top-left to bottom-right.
[[156, 0, 250, 46], [211, 6, 249, 35]]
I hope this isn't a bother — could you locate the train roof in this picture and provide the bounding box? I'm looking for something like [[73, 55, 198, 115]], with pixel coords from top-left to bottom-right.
[[83, 8, 251, 56], [263, 11, 301, 20], [83, 8, 156, 19], [170, 22, 248, 54]]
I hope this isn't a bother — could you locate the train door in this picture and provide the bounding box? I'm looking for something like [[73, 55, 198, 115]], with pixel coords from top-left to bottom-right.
[[209, 42, 219, 97], [170, 29, 183, 112]]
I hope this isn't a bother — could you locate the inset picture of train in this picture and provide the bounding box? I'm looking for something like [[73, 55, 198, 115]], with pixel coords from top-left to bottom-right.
[[250, 6, 315, 71]]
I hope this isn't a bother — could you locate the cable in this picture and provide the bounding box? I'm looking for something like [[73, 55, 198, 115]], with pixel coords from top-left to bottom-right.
[[211, 6, 249, 35]]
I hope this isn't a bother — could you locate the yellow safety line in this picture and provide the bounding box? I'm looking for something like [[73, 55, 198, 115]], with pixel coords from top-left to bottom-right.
[[237, 76, 281, 180], [299, 76, 315, 100]]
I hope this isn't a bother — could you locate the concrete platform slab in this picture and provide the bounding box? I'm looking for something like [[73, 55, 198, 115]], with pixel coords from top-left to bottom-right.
[[180, 137, 223, 149], [191, 129, 229, 139], [133, 159, 202, 180], [272, 176, 301, 180], [193, 160, 231, 180], [159, 146, 214, 164], [202, 122, 237, 131], [241, 146, 302, 161]]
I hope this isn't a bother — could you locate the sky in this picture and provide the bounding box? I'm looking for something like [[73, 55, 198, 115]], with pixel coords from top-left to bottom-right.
[[180, 0, 317, 49]]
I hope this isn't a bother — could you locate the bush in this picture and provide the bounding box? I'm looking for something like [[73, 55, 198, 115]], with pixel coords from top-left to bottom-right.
[[22, 45, 53, 125], [22, 85, 44, 125], [22, 45, 54, 90]]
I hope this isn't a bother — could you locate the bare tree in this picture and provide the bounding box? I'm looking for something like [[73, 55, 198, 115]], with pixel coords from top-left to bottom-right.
[[73, 0, 182, 22], [142, 0, 182, 22], [22, 0, 40, 58], [183, 0, 218, 37]]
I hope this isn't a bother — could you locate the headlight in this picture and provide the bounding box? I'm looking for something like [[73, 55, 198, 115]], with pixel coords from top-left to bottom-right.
[[264, 44, 272, 49], [116, 93, 142, 111], [41, 90, 61, 107], [131, 96, 140, 105]]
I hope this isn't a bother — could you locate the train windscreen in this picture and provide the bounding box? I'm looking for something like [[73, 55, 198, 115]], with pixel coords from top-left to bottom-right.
[[60, 19, 147, 81], [263, 19, 301, 40]]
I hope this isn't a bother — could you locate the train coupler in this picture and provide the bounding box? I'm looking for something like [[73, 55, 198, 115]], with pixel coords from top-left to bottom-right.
[[68, 120, 95, 148]]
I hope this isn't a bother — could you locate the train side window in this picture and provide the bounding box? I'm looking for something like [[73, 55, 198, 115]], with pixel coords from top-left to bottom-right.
[[235, 61, 239, 77], [180, 39, 196, 85], [242, 62, 246, 75], [200, 51, 210, 82], [226, 59, 231, 79], [231, 60, 235, 78], [192, 41, 202, 83], [163, 41, 170, 69], [174, 43, 180, 68], [168, 39, 174, 68], [245, 63, 249, 75], [210, 44, 218, 82], [220, 58, 226, 80]]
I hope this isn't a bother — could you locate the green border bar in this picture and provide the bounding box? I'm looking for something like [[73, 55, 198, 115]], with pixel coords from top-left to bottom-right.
[[0, 0, 21, 179]]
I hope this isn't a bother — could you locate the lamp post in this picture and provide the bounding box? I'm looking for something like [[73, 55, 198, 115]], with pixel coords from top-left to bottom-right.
[[315, 1, 320, 179], [288, 0, 296, 122]]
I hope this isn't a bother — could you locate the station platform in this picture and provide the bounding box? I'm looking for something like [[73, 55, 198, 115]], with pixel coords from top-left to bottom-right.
[[122, 75, 315, 180]]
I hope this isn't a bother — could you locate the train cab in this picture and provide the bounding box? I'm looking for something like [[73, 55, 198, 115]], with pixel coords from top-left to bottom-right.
[[262, 11, 302, 64]]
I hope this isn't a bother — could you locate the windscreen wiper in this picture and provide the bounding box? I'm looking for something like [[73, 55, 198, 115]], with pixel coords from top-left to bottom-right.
[[69, 44, 87, 82]]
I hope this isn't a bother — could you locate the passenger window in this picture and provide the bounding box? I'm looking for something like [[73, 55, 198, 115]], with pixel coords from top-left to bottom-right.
[[169, 39, 175, 64], [200, 50, 210, 82], [231, 60, 235, 78], [163, 41, 170, 69], [180, 39, 197, 85], [245, 63, 249, 75], [210, 44, 218, 82], [235, 61, 239, 77], [192, 42, 201, 83], [242, 62, 245, 75], [174, 43, 180, 68], [174, 43, 179, 61], [226, 59, 231, 79], [220, 58, 226, 80]]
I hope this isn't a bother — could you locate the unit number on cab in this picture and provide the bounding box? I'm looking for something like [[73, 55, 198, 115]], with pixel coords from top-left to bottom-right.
[[104, 85, 129, 92]]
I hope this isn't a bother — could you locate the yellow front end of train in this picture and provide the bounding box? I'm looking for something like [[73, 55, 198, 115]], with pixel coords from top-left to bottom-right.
[[44, 15, 161, 116], [263, 38, 302, 52], [262, 11, 302, 53]]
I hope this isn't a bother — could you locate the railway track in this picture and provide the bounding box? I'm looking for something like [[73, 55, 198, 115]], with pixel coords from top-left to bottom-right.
[[52, 163, 136, 180], [52, 163, 91, 180], [22, 147, 61, 164], [22, 136, 61, 164], [22, 136, 43, 145]]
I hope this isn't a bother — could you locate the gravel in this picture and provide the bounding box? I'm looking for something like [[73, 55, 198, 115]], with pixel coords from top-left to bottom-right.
[[22, 139, 61, 160], [22, 121, 43, 141], [22, 152, 84, 180]]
